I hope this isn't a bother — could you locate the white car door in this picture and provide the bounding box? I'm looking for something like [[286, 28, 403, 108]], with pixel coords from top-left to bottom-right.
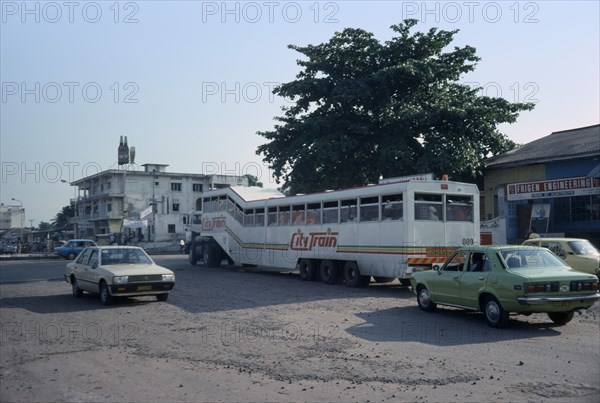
[[71, 248, 93, 291]]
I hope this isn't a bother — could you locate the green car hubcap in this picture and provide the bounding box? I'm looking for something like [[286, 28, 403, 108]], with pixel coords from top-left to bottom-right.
[[486, 301, 500, 322], [419, 289, 430, 306]]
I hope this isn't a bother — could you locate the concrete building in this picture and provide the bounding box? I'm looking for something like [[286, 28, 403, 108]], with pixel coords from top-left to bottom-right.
[[0, 204, 25, 231], [482, 124, 600, 245], [71, 163, 248, 247]]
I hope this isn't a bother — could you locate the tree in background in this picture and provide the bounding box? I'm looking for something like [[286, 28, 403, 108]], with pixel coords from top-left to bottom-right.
[[244, 174, 263, 188], [38, 221, 52, 231], [257, 19, 533, 194], [52, 204, 75, 230]]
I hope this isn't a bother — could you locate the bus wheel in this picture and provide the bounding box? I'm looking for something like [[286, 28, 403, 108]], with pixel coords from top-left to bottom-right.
[[319, 260, 338, 284], [189, 245, 198, 266], [299, 259, 317, 281], [204, 245, 221, 268], [343, 261, 369, 288], [399, 279, 412, 287]]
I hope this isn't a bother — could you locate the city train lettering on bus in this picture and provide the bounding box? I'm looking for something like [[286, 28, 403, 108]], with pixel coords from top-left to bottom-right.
[[202, 217, 226, 231], [290, 229, 338, 251]]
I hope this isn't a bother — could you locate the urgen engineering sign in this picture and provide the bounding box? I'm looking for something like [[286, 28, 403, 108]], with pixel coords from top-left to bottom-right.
[[506, 177, 600, 201]]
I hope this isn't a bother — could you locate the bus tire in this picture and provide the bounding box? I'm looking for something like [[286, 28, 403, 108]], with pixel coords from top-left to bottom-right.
[[399, 278, 412, 287], [189, 244, 198, 266], [204, 244, 221, 268], [319, 260, 338, 284], [299, 259, 317, 281], [343, 261, 369, 288]]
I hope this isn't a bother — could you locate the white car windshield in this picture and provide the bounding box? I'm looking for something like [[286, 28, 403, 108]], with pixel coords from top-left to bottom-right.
[[100, 249, 152, 265], [568, 240, 600, 256], [500, 249, 568, 269]]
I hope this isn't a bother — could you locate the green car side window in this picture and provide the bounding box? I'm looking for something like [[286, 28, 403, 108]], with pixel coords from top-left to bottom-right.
[[444, 251, 468, 272]]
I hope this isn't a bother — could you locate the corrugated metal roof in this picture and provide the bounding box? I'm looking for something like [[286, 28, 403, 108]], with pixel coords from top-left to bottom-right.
[[486, 124, 600, 169]]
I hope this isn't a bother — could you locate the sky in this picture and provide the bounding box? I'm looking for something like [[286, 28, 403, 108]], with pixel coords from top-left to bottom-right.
[[1, 0, 599, 226]]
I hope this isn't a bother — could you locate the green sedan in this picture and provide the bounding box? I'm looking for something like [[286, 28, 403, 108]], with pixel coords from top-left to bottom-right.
[[410, 245, 600, 328]]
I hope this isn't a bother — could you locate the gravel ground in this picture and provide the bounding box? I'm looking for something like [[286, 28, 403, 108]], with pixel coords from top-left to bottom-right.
[[1, 256, 599, 402]]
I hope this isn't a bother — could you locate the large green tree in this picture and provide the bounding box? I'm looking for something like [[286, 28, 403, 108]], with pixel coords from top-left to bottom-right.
[[52, 204, 75, 229], [257, 20, 533, 193]]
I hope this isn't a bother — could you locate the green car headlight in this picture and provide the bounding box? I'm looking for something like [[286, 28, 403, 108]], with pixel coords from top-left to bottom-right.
[[113, 276, 128, 284]]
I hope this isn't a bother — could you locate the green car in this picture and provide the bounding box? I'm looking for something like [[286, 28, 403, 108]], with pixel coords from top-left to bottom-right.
[[410, 246, 600, 328]]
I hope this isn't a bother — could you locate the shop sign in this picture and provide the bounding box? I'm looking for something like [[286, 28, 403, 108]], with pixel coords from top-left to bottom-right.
[[506, 177, 600, 201]]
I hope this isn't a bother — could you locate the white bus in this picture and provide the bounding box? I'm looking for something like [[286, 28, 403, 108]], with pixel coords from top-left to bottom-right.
[[189, 179, 480, 287]]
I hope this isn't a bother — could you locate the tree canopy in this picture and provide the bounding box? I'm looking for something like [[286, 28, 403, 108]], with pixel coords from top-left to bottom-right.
[[52, 204, 75, 229], [257, 20, 533, 194]]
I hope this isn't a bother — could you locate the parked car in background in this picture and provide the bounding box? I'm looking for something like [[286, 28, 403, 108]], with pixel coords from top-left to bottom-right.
[[64, 246, 175, 305], [522, 237, 600, 278], [54, 239, 97, 260], [410, 245, 600, 328], [0, 241, 19, 254]]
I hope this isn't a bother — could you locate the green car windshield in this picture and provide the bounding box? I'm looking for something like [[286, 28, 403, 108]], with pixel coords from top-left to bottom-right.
[[500, 249, 568, 270]]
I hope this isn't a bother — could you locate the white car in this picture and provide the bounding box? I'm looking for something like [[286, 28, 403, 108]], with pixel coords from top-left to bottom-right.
[[65, 246, 175, 305]]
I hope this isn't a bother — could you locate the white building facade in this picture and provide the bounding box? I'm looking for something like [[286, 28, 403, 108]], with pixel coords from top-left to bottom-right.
[[0, 204, 25, 232], [71, 163, 248, 247]]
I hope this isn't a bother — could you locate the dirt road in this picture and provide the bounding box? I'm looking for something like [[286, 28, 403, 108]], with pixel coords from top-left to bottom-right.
[[1, 256, 599, 402]]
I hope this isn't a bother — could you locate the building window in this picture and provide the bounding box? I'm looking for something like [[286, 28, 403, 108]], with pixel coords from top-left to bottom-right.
[[193, 183, 203, 192], [572, 196, 590, 221], [155, 181, 159, 187], [172, 203, 180, 212], [168, 224, 176, 233], [107, 204, 112, 212], [171, 183, 182, 192]]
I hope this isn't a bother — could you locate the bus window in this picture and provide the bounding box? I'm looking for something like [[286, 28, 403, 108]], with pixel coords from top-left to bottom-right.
[[203, 197, 211, 213], [244, 209, 254, 226], [447, 195, 474, 222], [255, 208, 265, 227], [278, 206, 291, 226], [292, 204, 305, 225], [307, 203, 321, 225], [340, 199, 357, 223], [235, 204, 243, 224], [360, 196, 379, 222], [323, 201, 339, 224], [267, 207, 278, 226], [382, 194, 403, 220], [227, 197, 236, 215], [415, 193, 442, 221], [219, 195, 227, 211]]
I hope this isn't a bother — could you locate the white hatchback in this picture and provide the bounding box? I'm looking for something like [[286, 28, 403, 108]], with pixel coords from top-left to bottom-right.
[[522, 237, 600, 278]]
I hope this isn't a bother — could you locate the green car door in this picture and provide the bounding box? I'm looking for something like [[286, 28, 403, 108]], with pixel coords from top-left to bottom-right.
[[459, 251, 491, 309], [433, 250, 467, 306]]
